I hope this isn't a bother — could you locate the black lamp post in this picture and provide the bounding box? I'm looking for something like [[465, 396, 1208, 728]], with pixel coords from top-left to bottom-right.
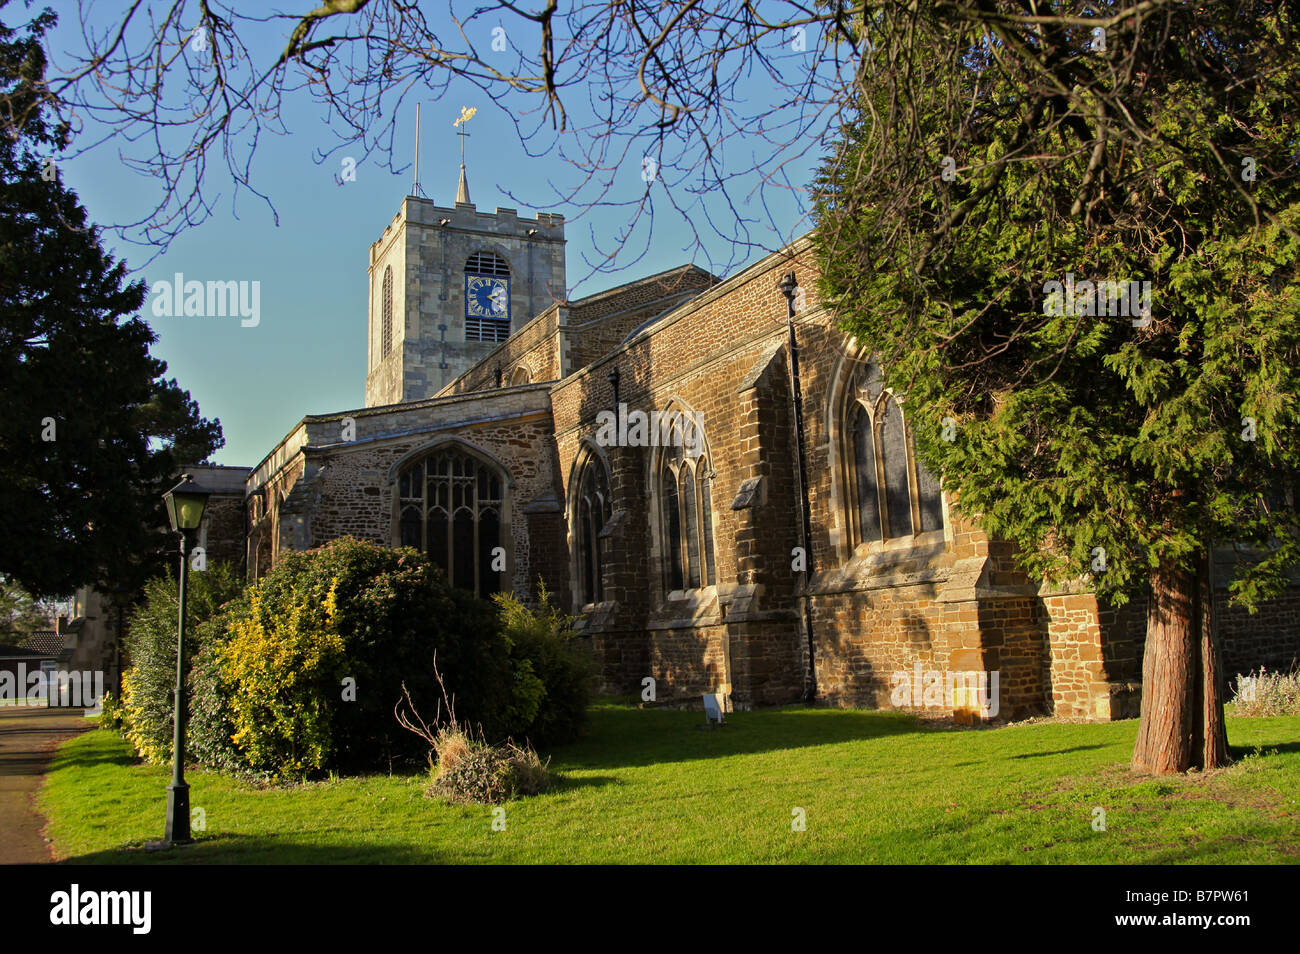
[[160, 473, 210, 846], [778, 273, 817, 703], [607, 365, 621, 414]]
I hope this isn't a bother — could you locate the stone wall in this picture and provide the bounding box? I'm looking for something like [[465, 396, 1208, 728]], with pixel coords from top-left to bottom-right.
[[438, 305, 563, 395], [565, 266, 717, 372], [547, 239, 1226, 721], [550, 244, 825, 706], [1218, 586, 1300, 675], [1041, 551, 1300, 721], [203, 493, 247, 571]]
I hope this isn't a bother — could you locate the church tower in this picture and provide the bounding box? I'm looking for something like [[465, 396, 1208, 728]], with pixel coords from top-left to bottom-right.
[[364, 146, 566, 407]]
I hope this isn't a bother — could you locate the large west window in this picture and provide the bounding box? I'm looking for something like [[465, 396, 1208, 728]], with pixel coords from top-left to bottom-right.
[[845, 361, 944, 544], [396, 447, 505, 597]]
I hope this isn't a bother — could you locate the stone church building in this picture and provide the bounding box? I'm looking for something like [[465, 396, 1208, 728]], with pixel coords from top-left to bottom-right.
[[229, 171, 1299, 723]]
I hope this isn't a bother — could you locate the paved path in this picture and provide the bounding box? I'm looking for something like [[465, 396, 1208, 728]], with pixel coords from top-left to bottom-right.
[[0, 706, 92, 864]]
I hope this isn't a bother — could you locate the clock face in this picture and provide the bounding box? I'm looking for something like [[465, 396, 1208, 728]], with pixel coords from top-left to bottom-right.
[[466, 275, 510, 319]]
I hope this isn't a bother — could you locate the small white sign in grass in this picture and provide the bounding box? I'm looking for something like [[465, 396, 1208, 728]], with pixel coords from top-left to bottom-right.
[[702, 689, 729, 726]]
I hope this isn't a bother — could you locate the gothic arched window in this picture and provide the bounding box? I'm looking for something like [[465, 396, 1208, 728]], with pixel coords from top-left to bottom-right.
[[464, 251, 511, 344], [381, 265, 393, 359], [396, 446, 505, 598], [658, 437, 716, 594], [573, 452, 613, 606], [846, 361, 944, 545]]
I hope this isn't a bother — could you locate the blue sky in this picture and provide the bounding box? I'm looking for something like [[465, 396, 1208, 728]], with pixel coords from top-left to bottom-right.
[[44, 6, 830, 467]]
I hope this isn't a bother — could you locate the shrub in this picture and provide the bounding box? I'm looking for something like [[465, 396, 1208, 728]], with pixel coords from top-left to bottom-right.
[[426, 730, 551, 804], [494, 583, 593, 747], [118, 539, 591, 782], [215, 538, 512, 779], [221, 578, 347, 777], [1231, 666, 1300, 716], [187, 633, 249, 776], [97, 689, 126, 733], [118, 563, 244, 764], [397, 678, 552, 804]]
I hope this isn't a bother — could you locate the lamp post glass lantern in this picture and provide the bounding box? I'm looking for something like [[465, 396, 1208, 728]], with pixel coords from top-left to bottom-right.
[[159, 474, 210, 846], [779, 272, 798, 308], [164, 475, 210, 533]]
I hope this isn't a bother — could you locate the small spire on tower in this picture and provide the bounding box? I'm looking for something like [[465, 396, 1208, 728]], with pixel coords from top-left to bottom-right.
[[456, 164, 471, 205]]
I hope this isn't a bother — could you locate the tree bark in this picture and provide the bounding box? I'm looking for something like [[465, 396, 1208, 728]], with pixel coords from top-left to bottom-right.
[[1197, 551, 1231, 769], [1132, 553, 1233, 774]]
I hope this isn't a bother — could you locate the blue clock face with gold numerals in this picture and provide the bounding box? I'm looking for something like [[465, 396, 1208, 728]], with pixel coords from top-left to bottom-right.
[[466, 275, 510, 320]]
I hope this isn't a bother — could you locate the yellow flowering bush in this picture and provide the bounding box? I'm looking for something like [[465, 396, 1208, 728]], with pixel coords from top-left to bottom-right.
[[220, 578, 347, 778], [120, 669, 167, 764]]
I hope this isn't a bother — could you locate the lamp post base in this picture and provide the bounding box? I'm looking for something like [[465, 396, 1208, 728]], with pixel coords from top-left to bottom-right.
[[164, 782, 191, 845]]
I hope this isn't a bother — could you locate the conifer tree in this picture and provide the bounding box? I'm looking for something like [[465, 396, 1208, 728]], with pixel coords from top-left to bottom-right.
[[0, 8, 222, 597], [815, 2, 1300, 774]]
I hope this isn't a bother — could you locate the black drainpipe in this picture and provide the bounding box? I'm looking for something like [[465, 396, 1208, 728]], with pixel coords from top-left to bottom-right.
[[779, 272, 817, 703]]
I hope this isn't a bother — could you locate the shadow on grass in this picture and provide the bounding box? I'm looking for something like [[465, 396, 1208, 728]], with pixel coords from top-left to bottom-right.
[[1137, 834, 1300, 865], [382, 771, 623, 795], [543, 703, 926, 771], [1010, 745, 1110, 760], [1229, 741, 1300, 757], [549, 773, 621, 793], [47, 750, 141, 772], [57, 833, 452, 865]]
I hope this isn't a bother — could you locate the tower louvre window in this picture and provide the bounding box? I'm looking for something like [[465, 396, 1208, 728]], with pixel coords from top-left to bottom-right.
[[465, 251, 510, 276], [465, 318, 511, 343]]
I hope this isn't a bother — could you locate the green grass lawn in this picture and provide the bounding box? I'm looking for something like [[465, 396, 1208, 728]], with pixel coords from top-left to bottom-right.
[[39, 703, 1300, 864]]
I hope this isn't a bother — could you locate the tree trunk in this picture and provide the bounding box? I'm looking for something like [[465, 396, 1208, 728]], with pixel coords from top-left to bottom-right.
[[1132, 553, 1233, 774], [1197, 551, 1231, 768]]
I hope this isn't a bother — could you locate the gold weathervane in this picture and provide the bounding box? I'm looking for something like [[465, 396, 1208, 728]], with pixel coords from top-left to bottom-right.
[[453, 106, 476, 167]]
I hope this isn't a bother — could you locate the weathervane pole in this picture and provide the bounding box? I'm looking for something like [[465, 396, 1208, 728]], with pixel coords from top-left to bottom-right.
[[413, 103, 422, 197]]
